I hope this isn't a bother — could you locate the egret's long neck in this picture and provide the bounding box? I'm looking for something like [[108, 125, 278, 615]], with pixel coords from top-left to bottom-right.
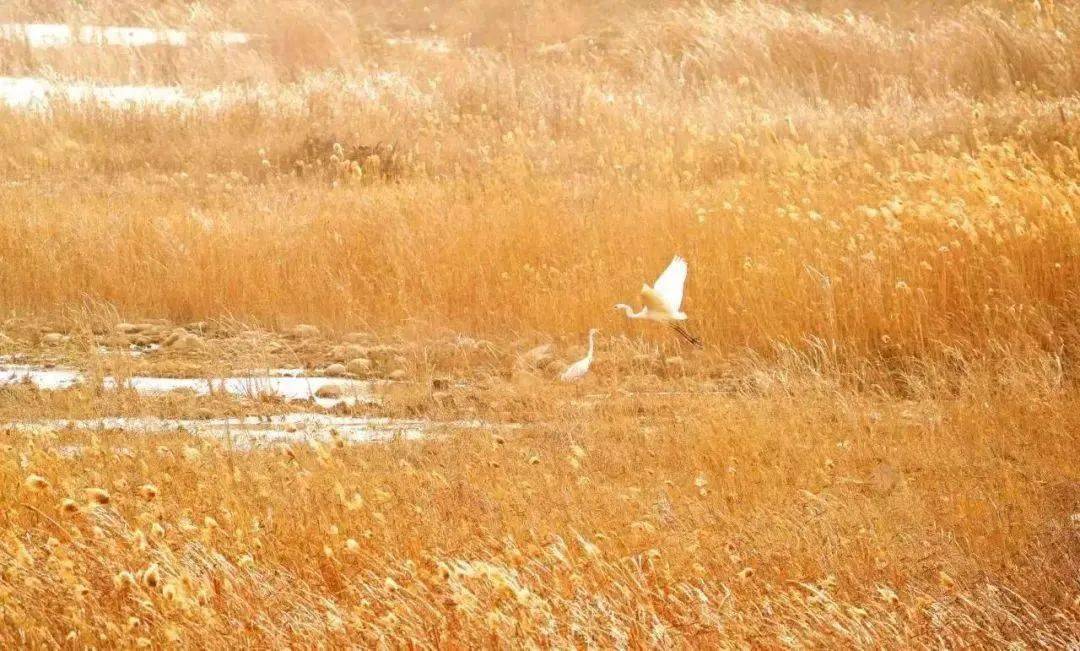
[[616, 304, 646, 319], [586, 332, 595, 358]]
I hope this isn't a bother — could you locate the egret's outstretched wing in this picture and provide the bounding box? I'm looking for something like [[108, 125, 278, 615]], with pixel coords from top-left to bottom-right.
[[651, 255, 688, 313]]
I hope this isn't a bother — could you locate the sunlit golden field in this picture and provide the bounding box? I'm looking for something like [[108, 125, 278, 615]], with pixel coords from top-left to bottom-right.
[[1, 0, 1078, 647]]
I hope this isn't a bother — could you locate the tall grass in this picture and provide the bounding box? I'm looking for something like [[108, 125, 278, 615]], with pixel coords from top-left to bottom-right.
[[2, 0, 1079, 370], [2, 387, 1078, 647]]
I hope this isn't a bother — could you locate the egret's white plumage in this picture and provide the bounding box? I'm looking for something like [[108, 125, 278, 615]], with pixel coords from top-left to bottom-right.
[[615, 255, 702, 347], [560, 328, 599, 382], [615, 255, 689, 321]]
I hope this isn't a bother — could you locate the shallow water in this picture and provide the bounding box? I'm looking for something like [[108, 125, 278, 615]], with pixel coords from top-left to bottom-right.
[[96, 344, 160, 357], [0, 76, 222, 111], [0, 365, 377, 408], [13, 413, 508, 450], [0, 366, 80, 390], [0, 23, 251, 48], [0, 72, 425, 113]]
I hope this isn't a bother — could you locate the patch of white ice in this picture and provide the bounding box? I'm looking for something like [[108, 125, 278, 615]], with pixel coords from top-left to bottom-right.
[[0, 76, 226, 112], [10, 413, 512, 450], [0, 23, 252, 48], [0, 365, 81, 390], [0, 365, 378, 408], [0, 72, 427, 113]]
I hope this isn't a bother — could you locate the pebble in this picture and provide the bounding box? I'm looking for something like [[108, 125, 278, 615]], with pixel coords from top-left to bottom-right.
[[329, 346, 348, 362], [365, 345, 399, 361], [41, 333, 65, 346], [346, 358, 372, 375], [315, 383, 343, 398], [293, 324, 320, 339], [324, 363, 347, 377], [170, 333, 206, 352], [388, 369, 407, 381]]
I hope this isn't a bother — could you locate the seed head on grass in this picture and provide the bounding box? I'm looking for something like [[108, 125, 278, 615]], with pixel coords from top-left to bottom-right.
[[138, 483, 159, 500], [142, 563, 161, 589], [85, 488, 110, 506], [113, 571, 135, 590], [25, 474, 50, 491]]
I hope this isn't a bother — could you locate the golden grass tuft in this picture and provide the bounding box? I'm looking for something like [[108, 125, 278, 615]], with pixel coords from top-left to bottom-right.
[[1, 387, 1078, 646]]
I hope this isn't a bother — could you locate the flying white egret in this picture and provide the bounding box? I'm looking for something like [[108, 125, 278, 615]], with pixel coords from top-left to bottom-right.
[[560, 328, 599, 382], [614, 255, 702, 347]]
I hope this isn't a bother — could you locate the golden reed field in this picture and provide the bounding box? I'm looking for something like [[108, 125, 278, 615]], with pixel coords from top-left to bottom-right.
[[1, 0, 1079, 647]]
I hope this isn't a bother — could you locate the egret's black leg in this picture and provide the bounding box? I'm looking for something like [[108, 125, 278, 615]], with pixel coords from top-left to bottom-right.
[[669, 323, 703, 348]]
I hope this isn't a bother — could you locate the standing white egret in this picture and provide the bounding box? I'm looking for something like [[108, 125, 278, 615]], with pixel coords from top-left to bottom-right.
[[560, 328, 599, 382], [614, 255, 702, 347]]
